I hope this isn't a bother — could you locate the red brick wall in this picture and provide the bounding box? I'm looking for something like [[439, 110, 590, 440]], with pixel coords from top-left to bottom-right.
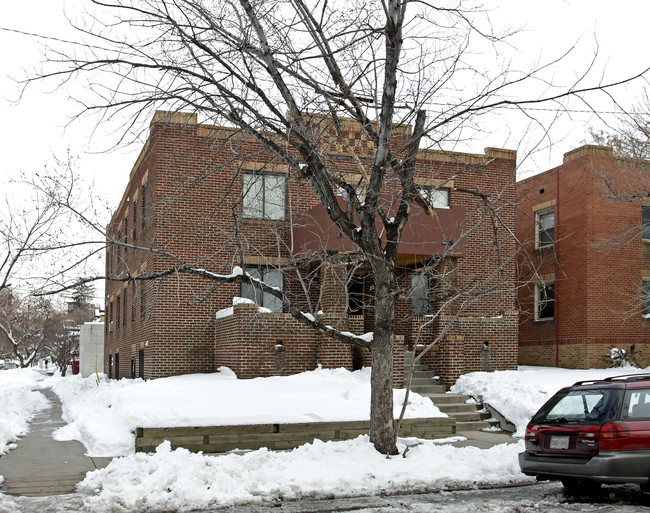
[[517, 146, 650, 368], [106, 112, 518, 383]]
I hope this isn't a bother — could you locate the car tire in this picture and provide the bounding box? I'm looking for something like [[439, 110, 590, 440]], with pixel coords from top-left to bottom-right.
[[561, 478, 602, 495]]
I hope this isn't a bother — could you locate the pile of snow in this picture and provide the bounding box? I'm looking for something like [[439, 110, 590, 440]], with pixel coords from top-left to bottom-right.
[[78, 437, 527, 512], [451, 365, 647, 436], [48, 367, 445, 457], [0, 368, 50, 455]]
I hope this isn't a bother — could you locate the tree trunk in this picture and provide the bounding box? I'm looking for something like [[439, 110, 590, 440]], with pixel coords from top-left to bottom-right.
[[369, 261, 399, 455]]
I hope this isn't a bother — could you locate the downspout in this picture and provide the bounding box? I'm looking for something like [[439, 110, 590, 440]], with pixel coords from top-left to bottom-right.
[[555, 166, 560, 367]]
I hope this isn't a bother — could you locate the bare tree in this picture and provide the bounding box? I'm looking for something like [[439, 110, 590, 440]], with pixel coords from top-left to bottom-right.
[[32, 0, 647, 454], [589, 91, 650, 160], [0, 290, 58, 367]]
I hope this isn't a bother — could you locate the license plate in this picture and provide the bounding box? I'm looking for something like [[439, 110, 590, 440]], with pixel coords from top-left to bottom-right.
[[550, 436, 570, 449]]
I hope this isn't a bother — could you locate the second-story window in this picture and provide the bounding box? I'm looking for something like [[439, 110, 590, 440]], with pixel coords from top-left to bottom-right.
[[133, 200, 138, 242], [536, 208, 555, 250], [116, 295, 121, 329], [142, 182, 148, 229], [419, 187, 450, 209], [124, 217, 128, 254], [242, 172, 286, 220]]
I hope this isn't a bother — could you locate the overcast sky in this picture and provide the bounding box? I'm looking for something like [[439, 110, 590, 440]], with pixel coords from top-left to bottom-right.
[[2, 0, 649, 209]]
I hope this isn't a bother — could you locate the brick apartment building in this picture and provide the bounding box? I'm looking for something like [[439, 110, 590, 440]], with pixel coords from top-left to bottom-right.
[[517, 145, 650, 368], [104, 111, 519, 386]]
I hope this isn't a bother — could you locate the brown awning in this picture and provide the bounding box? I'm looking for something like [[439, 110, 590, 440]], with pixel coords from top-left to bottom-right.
[[292, 198, 466, 260]]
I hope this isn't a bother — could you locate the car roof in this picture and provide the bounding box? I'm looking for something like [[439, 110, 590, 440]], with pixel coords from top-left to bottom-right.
[[571, 373, 650, 388]]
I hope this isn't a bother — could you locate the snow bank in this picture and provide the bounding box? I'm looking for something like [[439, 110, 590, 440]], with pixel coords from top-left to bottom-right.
[[451, 365, 648, 436], [78, 437, 528, 512], [47, 367, 445, 457], [0, 368, 50, 455]]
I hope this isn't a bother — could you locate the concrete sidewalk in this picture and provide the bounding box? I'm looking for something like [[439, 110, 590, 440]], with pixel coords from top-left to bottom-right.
[[452, 430, 520, 449], [0, 388, 112, 497]]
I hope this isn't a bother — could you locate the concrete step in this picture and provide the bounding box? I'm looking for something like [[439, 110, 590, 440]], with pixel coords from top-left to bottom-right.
[[419, 393, 472, 404], [410, 384, 447, 394], [444, 410, 491, 422], [456, 419, 500, 431], [409, 377, 439, 386], [404, 365, 432, 373], [436, 402, 482, 414], [405, 370, 438, 379]]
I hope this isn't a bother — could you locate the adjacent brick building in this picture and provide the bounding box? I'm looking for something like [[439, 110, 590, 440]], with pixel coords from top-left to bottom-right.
[[517, 145, 650, 368], [105, 111, 519, 386]]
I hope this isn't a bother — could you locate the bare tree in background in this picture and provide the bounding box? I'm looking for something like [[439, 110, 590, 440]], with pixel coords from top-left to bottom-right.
[[32, 0, 647, 454]]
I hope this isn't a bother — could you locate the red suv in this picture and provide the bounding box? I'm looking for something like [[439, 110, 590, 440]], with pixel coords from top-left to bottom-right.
[[519, 374, 650, 491]]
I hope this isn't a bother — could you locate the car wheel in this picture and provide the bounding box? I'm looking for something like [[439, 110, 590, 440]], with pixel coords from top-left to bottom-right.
[[561, 478, 602, 495]]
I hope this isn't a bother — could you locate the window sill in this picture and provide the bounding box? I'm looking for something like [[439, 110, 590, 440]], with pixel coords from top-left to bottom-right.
[[533, 317, 554, 323], [643, 239, 650, 245]]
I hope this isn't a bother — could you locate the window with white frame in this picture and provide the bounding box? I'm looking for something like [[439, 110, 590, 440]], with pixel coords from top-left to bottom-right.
[[642, 205, 650, 241], [241, 266, 283, 313], [536, 208, 555, 250], [419, 187, 450, 209], [535, 281, 555, 320], [642, 279, 650, 317], [242, 172, 286, 220], [411, 272, 430, 316]]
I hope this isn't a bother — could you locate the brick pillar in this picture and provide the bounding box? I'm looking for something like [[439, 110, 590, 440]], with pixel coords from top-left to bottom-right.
[[321, 263, 348, 319], [436, 334, 465, 387]]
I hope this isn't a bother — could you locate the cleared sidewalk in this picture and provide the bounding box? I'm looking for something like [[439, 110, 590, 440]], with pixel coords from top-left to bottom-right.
[[0, 388, 111, 497]]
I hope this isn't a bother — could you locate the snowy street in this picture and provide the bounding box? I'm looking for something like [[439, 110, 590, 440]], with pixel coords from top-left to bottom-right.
[[3, 482, 650, 513]]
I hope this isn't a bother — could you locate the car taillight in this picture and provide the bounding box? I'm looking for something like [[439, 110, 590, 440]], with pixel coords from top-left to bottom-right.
[[599, 421, 630, 439], [525, 425, 541, 443]]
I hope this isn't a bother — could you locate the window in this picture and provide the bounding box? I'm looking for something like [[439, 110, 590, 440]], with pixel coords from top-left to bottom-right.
[[411, 272, 430, 316], [108, 354, 113, 379], [642, 279, 650, 317], [131, 357, 136, 379], [140, 279, 147, 317], [419, 187, 450, 209], [138, 349, 145, 379], [535, 282, 554, 320], [242, 173, 286, 220], [536, 208, 555, 249], [643, 205, 650, 240], [116, 296, 121, 329], [115, 353, 120, 380], [142, 182, 148, 229], [131, 282, 136, 322], [124, 217, 128, 254], [347, 274, 365, 315], [133, 201, 138, 241], [122, 291, 127, 327], [241, 266, 283, 312]]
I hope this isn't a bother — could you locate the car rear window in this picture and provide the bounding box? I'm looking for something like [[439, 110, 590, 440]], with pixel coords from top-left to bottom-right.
[[622, 388, 650, 420], [531, 388, 623, 425]]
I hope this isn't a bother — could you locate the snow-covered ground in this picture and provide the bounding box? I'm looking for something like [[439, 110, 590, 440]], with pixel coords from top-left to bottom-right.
[[0, 364, 648, 513]]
